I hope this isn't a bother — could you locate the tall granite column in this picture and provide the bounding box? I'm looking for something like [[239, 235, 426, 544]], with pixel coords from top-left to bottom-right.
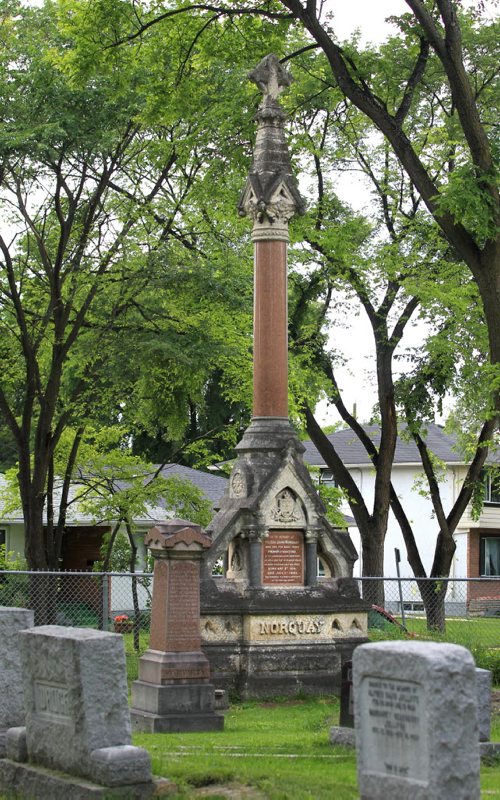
[[239, 54, 305, 423], [200, 54, 366, 699]]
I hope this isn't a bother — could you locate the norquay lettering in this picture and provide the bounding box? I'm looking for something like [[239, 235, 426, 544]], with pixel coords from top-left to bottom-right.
[[259, 618, 324, 636], [34, 681, 71, 721]]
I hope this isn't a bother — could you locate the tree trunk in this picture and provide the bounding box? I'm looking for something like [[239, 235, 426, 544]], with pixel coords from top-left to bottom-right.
[[419, 579, 448, 633], [126, 521, 141, 653], [30, 572, 58, 626], [23, 498, 48, 570], [360, 536, 385, 606]]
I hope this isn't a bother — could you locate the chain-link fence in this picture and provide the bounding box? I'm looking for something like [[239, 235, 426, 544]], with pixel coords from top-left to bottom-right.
[[1, 571, 499, 682], [357, 576, 500, 641], [0, 570, 153, 630]]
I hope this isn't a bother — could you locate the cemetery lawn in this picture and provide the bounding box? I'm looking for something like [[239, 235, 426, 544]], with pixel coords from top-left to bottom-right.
[[132, 696, 500, 800], [369, 617, 500, 682]]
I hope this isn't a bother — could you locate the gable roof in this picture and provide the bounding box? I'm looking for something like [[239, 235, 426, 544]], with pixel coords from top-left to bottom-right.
[[0, 465, 228, 527], [302, 423, 500, 468], [156, 464, 227, 505]]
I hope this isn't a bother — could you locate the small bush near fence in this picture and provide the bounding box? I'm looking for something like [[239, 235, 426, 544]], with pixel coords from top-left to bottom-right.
[[1, 571, 499, 684]]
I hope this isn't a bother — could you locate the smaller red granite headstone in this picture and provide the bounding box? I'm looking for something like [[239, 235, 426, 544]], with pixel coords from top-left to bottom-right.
[[262, 530, 304, 586], [130, 519, 223, 732]]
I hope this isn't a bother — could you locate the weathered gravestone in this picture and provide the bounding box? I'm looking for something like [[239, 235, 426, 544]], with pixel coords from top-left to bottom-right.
[[476, 666, 500, 763], [353, 641, 480, 800], [476, 667, 492, 742], [0, 626, 160, 799], [131, 519, 223, 733], [328, 658, 356, 747], [339, 659, 354, 728], [0, 607, 34, 756]]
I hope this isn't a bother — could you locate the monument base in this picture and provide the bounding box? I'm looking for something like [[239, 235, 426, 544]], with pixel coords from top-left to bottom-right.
[[200, 582, 368, 698], [480, 742, 500, 763], [329, 726, 356, 748], [204, 637, 363, 698], [130, 680, 224, 733], [137, 648, 210, 684], [130, 707, 224, 733], [0, 758, 170, 799]]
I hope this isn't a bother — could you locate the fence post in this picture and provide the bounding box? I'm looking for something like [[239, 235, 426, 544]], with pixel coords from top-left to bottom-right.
[[394, 549, 407, 630], [101, 574, 109, 631]]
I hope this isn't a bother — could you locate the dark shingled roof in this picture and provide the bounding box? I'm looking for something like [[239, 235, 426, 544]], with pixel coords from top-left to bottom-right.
[[157, 464, 227, 506], [302, 423, 500, 467]]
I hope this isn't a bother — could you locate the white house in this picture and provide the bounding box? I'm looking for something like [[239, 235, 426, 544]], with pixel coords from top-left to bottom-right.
[[0, 464, 229, 621], [0, 463, 228, 572], [302, 423, 500, 608]]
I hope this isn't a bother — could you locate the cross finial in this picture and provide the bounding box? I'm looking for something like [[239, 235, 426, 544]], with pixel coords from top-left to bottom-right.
[[248, 54, 292, 102]]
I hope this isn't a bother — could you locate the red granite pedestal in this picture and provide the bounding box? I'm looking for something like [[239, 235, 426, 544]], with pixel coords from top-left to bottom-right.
[[130, 520, 223, 733]]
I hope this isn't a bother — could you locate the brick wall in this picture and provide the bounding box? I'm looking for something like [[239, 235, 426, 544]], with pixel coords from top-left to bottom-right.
[[467, 528, 500, 605]]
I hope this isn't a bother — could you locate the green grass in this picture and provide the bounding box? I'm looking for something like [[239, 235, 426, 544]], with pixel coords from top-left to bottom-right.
[[368, 615, 500, 681], [132, 696, 500, 799], [121, 630, 149, 683]]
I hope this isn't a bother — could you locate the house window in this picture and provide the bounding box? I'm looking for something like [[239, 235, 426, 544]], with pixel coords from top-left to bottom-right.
[[0, 529, 5, 548], [319, 469, 336, 486], [484, 469, 500, 504], [480, 536, 500, 577]]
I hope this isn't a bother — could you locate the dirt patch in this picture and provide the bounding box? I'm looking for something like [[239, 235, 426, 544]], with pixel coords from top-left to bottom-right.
[[188, 783, 266, 799]]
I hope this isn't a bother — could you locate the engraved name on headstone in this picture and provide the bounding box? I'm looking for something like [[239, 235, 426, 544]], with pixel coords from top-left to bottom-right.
[[33, 681, 71, 723], [262, 531, 304, 585], [360, 676, 426, 780]]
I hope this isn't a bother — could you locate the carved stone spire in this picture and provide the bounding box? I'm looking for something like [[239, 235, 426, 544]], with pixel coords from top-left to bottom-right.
[[238, 54, 305, 240]]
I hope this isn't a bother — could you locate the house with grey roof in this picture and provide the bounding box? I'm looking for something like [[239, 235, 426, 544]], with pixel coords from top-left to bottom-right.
[[303, 423, 500, 606], [0, 464, 228, 572]]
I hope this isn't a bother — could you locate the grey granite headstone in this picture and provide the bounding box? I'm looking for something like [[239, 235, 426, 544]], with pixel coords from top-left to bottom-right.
[[17, 626, 152, 788], [476, 667, 491, 742], [0, 607, 34, 755], [353, 641, 480, 800]]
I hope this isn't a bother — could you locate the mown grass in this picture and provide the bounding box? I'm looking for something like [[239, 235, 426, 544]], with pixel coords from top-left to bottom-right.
[[369, 615, 500, 681], [123, 619, 500, 796], [134, 697, 358, 799], [132, 696, 500, 800]]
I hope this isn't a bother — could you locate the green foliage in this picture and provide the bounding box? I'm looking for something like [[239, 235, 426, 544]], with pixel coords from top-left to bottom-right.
[[71, 425, 213, 528], [0, 544, 25, 571], [316, 483, 349, 529], [435, 163, 499, 246], [0, 0, 264, 567]]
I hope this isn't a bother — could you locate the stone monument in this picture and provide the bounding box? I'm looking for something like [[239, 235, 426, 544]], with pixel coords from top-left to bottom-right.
[[353, 640, 480, 800], [199, 54, 368, 697], [0, 607, 34, 756], [0, 626, 159, 799], [476, 666, 492, 742], [131, 519, 223, 732]]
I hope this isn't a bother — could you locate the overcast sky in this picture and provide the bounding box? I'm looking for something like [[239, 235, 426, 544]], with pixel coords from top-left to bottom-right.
[[307, 0, 497, 425], [311, 1, 415, 425]]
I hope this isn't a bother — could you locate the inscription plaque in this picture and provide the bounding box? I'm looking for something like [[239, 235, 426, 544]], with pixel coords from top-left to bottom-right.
[[262, 530, 304, 585], [34, 680, 71, 722], [359, 676, 427, 782]]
